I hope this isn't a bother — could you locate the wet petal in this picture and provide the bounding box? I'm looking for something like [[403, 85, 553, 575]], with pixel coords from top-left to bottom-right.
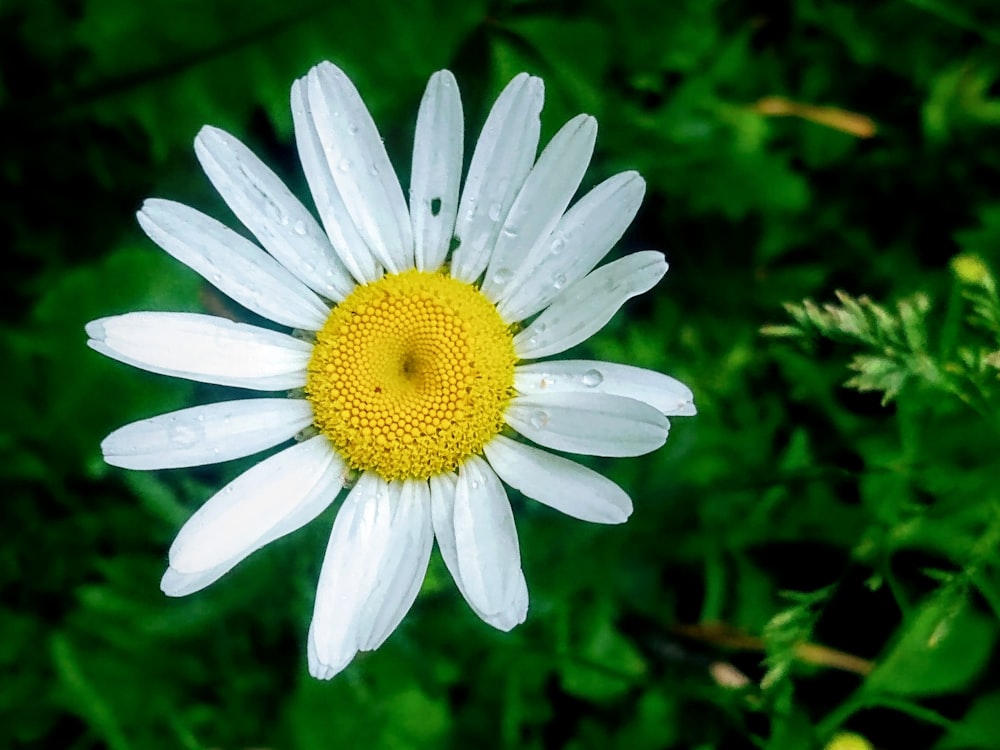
[[482, 114, 597, 304], [410, 71, 463, 272], [357, 478, 434, 651], [498, 171, 646, 322], [102, 398, 314, 470], [429, 471, 525, 630], [450, 74, 544, 283], [138, 199, 329, 330], [449, 456, 527, 626], [86, 312, 311, 391], [505, 391, 669, 457], [306, 62, 413, 273], [291, 78, 381, 284], [168, 435, 343, 575], [194, 126, 355, 302], [308, 474, 434, 678], [161, 438, 344, 596], [513, 251, 667, 359], [484, 434, 632, 524], [515, 360, 696, 416]]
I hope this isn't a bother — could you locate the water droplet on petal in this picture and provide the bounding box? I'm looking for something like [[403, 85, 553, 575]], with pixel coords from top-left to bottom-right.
[[582, 369, 603, 387], [528, 410, 549, 430], [211, 272, 223, 283], [491, 268, 513, 286], [338, 158, 351, 172], [553, 274, 567, 290], [550, 235, 566, 255], [348, 123, 359, 135], [293, 220, 307, 235], [488, 203, 502, 222]]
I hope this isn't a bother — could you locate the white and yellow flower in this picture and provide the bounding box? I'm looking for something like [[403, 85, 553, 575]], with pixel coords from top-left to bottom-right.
[[87, 62, 695, 679]]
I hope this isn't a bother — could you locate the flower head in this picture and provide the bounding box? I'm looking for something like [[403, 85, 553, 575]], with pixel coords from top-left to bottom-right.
[[87, 61, 695, 679]]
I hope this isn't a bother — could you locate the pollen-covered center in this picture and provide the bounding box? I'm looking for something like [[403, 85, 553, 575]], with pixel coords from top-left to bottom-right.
[[306, 269, 516, 481]]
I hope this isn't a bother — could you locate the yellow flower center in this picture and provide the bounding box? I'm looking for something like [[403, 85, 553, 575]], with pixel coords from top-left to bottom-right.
[[306, 270, 516, 481]]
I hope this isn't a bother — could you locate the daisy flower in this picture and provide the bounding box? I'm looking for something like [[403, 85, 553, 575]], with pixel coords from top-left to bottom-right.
[[87, 61, 695, 680]]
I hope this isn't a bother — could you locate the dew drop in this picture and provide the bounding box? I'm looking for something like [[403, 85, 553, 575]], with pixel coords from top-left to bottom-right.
[[348, 123, 359, 135], [338, 158, 351, 172], [550, 235, 566, 255], [470, 479, 481, 490], [553, 274, 567, 290], [491, 268, 513, 286], [582, 369, 603, 387], [488, 203, 502, 222], [528, 410, 549, 430], [211, 272, 223, 283], [293, 219, 307, 235]]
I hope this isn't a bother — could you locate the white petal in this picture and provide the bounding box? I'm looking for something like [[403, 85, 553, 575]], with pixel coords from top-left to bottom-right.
[[450, 74, 544, 283], [307, 62, 413, 273], [194, 126, 355, 302], [482, 114, 597, 304], [102, 398, 314, 470], [430, 469, 527, 632], [483, 434, 632, 524], [160, 564, 230, 597], [357, 478, 434, 651], [451, 456, 527, 626], [309, 472, 402, 679], [513, 250, 668, 359], [161, 438, 344, 597], [291, 78, 381, 285], [168, 435, 343, 574], [505, 392, 669, 457], [498, 171, 646, 322], [86, 312, 311, 390], [410, 70, 463, 272], [515, 360, 696, 416], [137, 199, 330, 330]]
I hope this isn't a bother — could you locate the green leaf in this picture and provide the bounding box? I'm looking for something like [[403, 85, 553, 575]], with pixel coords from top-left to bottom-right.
[[934, 690, 1000, 750], [867, 593, 996, 697]]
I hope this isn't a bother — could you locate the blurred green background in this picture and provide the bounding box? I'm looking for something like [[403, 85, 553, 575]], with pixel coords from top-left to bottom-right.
[[5, 0, 1000, 747]]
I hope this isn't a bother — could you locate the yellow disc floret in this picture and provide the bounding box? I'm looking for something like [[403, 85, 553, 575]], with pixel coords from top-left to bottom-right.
[[306, 270, 516, 481]]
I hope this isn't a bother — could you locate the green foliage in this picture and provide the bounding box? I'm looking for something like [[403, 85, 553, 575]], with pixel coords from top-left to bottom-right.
[[6, 0, 1000, 748]]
